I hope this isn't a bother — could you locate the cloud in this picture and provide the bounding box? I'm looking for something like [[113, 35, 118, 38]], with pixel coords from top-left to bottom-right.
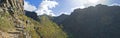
[[24, 1, 37, 12], [35, 0, 58, 16], [109, 3, 120, 6], [67, 0, 108, 9]]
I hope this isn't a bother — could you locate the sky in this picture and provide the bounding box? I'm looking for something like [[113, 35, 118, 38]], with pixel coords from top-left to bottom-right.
[[24, 0, 120, 16]]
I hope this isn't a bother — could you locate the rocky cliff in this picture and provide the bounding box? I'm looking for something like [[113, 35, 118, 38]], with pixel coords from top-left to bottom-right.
[[0, 0, 32, 38]]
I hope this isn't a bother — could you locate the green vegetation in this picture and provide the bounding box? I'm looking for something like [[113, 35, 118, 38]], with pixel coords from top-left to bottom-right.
[[0, 11, 15, 32], [36, 16, 67, 38], [0, 10, 67, 38], [16, 15, 68, 38]]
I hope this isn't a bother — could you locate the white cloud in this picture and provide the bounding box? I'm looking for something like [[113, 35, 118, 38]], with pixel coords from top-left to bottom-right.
[[35, 0, 58, 16], [24, 1, 37, 12], [109, 3, 120, 6], [67, 0, 108, 10]]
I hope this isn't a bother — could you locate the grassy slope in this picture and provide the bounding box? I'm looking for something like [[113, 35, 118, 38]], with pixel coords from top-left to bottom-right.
[[0, 11, 15, 32], [36, 16, 68, 38], [0, 11, 67, 38]]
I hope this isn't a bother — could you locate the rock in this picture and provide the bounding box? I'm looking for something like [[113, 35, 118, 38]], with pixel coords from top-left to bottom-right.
[[26, 20, 30, 24], [0, 31, 15, 38], [0, 0, 25, 38]]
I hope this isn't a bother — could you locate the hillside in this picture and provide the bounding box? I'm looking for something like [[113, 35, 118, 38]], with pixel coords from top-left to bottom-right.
[[53, 14, 69, 25], [54, 4, 120, 38], [36, 15, 67, 38], [0, 0, 67, 38], [25, 10, 38, 20]]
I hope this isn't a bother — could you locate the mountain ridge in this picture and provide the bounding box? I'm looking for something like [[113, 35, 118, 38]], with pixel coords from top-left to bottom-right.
[[58, 4, 120, 38]]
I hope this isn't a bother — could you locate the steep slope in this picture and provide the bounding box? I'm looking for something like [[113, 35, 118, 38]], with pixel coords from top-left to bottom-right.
[[0, 0, 40, 37], [53, 14, 69, 24], [59, 4, 120, 38], [36, 15, 68, 38], [0, 0, 67, 38]]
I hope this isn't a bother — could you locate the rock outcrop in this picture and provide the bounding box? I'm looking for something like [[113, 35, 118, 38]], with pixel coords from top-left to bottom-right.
[[0, 0, 29, 38]]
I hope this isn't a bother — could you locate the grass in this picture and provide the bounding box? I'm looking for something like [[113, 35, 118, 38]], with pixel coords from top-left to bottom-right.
[[0, 11, 15, 32]]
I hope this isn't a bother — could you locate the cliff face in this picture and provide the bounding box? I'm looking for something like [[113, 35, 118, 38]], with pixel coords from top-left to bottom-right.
[[0, 0, 32, 38], [0, 0, 23, 12]]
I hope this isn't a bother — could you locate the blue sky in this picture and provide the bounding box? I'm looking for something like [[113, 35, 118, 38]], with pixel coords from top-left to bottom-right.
[[24, 0, 120, 16], [25, 0, 42, 8]]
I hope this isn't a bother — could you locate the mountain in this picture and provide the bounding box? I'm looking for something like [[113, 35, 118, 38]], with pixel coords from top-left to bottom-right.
[[0, 0, 67, 38], [25, 11, 38, 20], [53, 14, 69, 25], [36, 15, 67, 38], [54, 4, 120, 38]]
